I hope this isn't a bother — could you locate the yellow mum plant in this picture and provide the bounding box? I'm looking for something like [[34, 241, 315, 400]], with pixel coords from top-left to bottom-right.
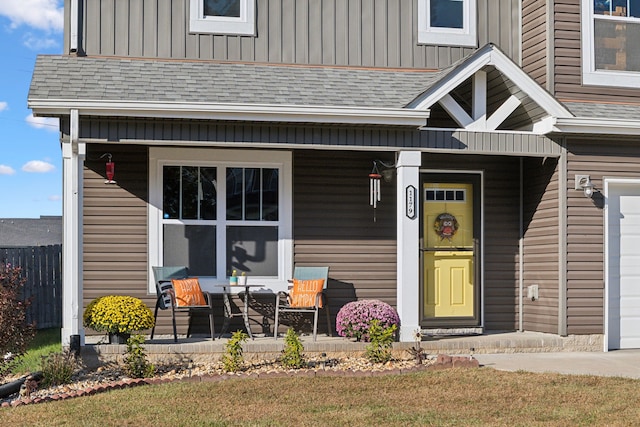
[[83, 295, 155, 334]]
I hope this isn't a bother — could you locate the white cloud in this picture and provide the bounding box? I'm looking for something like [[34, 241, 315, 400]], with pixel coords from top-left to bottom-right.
[[23, 32, 59, 50], [48, 194, 61, 202], [0, 0, 63, 32], [25, 114, 59, 132], [22, 160, 55, 173], [0, 101, 7, 112], [0, 165, 16, 175]]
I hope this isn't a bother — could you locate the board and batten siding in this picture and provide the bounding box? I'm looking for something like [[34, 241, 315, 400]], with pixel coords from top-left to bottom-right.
[[522, 157, 560, 334], [73, 0, 522, 68], [522, 0, 548, 89], [563, 138, 640, 335]]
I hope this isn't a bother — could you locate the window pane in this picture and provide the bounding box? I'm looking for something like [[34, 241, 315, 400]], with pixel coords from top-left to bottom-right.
[[200, 167, 217, 220], [163, 166, 180, 219], [226, 168, 243, 220], [595, 19, 640, 72], [181, 166, 199, 219], [244, 168, 261, 221], [430, 0, 463, 29], [226, 226, 278, 276], [163, 224, 216, 276], [204, 0, 240, 18], [262, 168, 279, 221]]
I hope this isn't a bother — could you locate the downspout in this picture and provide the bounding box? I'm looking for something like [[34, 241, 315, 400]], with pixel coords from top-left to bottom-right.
[[70, 0, 78, 53], [558, 142, 568, 336], [519, 158, 524, 332]]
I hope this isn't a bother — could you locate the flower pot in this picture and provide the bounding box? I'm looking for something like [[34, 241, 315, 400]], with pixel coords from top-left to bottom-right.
[[109, 333, 130, 345], [238, 275, 248, 286]]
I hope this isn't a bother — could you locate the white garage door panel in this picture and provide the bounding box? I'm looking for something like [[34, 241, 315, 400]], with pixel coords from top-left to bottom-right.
[[607, 186, 640, 350]]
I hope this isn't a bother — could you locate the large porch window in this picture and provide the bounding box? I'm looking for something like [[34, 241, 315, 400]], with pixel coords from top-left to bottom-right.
[[148, 148, 292, 293]]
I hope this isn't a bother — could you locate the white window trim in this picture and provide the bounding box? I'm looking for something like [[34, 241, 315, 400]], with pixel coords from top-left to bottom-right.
[[581, 1, 640, 87], [148, 147, 292, 294], [189, 0, 255, 36], [417, 0, 477, 47]]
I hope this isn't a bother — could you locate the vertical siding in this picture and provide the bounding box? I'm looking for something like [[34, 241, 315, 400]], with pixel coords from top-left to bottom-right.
[[522, 0, 548, 88], [563, 138, 640, 335], [77, 0, 521, 68], [522, 158, 560, 334], [293, 150, 398, 333]]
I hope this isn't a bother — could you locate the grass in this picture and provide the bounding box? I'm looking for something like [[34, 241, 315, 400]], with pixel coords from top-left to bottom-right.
[[2, 368, 640, 426], [8, 328, 61, 375]]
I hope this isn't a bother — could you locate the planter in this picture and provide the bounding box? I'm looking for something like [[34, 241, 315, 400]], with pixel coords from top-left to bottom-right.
[[238, 275, 248, 286], [109, 333, 130, 345]]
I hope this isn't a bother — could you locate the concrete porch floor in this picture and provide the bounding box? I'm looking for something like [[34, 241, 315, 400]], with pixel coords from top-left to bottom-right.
[[83, 331, 604, 365]]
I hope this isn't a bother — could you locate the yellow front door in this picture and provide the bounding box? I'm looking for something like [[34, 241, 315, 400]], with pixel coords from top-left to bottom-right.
[[423, 182, 475, 320]]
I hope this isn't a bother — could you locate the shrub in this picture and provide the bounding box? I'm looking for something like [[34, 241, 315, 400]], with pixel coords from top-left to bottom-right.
[[0, 263, 36, 366], [280, 328, 305, 369], [123, 335, 155, 378], [41, 350, 79, 387], [83, 295, 155, 335], [364, 319, 397, 363], [335, 299, 400, 342], [221, 330, 249, 373]]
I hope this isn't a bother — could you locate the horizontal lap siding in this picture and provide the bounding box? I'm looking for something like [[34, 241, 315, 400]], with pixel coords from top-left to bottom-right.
[[522, 0, 548, 88], [79, 0, 521, 68], [522, 157, 559, 334], [563, 138, 640, 334], [292, 150, 397, 333], [554, 0, 640, 102], [423, 154, 521, 331]]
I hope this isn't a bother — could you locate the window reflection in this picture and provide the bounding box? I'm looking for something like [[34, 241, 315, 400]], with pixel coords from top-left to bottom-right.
[[204, 0, 240, 18], [430, 0, 464, 29]]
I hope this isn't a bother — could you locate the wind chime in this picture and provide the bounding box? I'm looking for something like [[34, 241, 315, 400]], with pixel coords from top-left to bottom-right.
[[369, 161, 382, 222]]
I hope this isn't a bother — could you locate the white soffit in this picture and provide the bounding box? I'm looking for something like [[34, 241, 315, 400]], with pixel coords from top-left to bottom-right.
[[28, 100, 430, 128]]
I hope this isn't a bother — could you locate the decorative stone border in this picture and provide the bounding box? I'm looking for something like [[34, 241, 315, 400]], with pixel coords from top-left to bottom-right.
[[2, 355, 479, 407]]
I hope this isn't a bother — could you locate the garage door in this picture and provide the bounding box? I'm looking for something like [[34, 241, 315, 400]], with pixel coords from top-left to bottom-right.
[[607, 181, 640, 350]]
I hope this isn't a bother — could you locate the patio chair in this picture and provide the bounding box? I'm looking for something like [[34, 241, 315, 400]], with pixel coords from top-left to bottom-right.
[[273, 266, 332, 341], [150, 266, 216, 343]]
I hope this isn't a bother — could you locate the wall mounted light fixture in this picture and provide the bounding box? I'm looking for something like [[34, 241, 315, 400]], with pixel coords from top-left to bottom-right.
[[575, 174, 595, 198]]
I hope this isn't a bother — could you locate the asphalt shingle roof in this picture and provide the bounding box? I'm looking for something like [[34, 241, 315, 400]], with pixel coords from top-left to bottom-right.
[[0, 216, 62, 247], [563, 102, 640, 120], [29, 55, 448, 109]]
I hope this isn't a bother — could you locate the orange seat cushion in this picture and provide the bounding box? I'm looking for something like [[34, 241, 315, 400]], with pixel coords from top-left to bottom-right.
[[171, 278, 207, 307], [290, 279, 325, 308]]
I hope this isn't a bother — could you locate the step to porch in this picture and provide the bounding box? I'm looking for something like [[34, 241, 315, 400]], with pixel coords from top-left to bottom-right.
[[82, 331, 604, 367]]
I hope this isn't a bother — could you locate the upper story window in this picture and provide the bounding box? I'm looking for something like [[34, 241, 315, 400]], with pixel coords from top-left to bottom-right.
[[417, 0, 477, 47], [189, 0, 255, 36], [582, 1, 640, 86]]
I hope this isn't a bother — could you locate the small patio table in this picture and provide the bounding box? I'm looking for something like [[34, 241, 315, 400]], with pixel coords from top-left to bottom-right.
[[215, 283, 265, 339]]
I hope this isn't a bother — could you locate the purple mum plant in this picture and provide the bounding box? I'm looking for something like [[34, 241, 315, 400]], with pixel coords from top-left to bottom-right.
[[335, 299, 400, 342]]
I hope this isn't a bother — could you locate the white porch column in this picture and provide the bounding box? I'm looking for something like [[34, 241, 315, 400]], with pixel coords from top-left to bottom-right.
[[61, 109, 85, 346], [396, 151, 421, 342]]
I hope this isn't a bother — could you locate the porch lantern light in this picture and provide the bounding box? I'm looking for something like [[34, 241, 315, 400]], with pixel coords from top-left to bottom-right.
[[578, 175, 595, 199], [101, 153, 116, 184]]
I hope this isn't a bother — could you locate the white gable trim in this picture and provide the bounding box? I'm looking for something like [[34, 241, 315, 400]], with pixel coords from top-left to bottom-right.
[[408, 44, 573, 132]]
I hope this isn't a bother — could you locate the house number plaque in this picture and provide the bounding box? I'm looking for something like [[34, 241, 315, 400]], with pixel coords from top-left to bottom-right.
[[406, 185, 416, 219]]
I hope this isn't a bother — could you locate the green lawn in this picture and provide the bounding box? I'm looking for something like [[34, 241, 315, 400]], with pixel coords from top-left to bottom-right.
[[1, 368, 639, 426], [8, 328, 61, 375]]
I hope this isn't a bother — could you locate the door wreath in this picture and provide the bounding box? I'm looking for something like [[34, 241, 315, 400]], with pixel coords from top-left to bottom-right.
[[434, 213, 459, 241]]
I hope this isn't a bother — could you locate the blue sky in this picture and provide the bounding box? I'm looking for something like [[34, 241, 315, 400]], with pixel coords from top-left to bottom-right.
[[0, 0, 63, 218]]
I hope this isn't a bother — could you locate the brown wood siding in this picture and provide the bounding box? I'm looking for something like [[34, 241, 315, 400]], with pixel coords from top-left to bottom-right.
[[564, 138, 640, 335], [292, 150, 397, 334], [422, 154, 522, 331], [553, 0, 640, 102], [522, 0, 548, 89], [522, 157, 560, 334], [75, 0, 521, 68]]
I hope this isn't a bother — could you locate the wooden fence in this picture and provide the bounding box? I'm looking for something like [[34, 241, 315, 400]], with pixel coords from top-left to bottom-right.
[[1, 245, 62, 329]]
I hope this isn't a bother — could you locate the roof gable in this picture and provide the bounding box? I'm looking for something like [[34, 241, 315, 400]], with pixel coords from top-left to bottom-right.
[[408, 44, 573, 133]]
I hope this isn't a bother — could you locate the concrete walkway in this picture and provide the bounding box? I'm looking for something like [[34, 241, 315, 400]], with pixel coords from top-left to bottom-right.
[[474, 350, 640, 379]]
